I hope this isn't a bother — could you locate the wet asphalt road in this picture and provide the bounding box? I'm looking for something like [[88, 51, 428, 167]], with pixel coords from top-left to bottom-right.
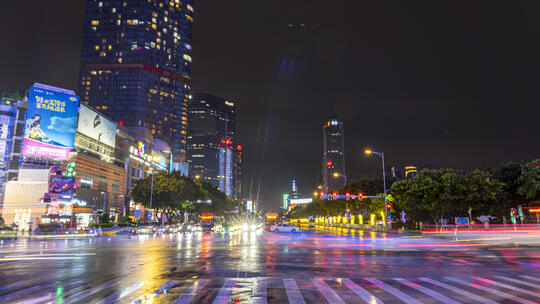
[[0, 228, 539, 304]]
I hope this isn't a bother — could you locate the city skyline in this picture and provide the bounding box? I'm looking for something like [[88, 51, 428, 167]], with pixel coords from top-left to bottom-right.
[[0, 1, 539, 205]]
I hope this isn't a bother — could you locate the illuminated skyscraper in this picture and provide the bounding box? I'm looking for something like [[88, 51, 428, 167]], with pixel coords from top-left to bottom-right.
[[187, 94, 236, 196], [78, 0, 193, 157], [322, 118, 346, 192]]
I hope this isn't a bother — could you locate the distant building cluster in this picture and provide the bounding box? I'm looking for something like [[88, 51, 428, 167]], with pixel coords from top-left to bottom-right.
[[0, 0, 243, 231]]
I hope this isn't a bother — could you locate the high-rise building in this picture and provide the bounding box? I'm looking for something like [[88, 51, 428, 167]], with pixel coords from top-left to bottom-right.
[[234, 144, 242, 199], [187, 94, 236, 196], [78, 0, 194, 158], [0, 92, 24, 198], [322, 118, 346, 192]]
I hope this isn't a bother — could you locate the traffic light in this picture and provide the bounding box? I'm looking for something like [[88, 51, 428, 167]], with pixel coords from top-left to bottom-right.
[[511, 208, 517, 215], [358, 193, 363, 201], [345, 193, 350, 200], [387, 204, 391, 209], [66, 161, 76, 177]]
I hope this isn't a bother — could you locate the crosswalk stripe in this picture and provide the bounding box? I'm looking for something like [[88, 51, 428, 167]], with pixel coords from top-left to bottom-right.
[[17, 280, 86, 304], [0, 281, 55, 302], [445, 277, 536, 304], [252, 279, 267, 304], [520, 275, 540, 283], [96, 281, 144, 304], [394, 278, 461, 304], [212, 280, 236, 304], [341, 278, 383, 304], [63, 280, 120, 304], [283, 279, 306, 304], [173, 279, 209, 304], [312, 279, 345, 304], [497, 276, 540, 289], [419, 277, 497, 304], [365, 278, 422, 304], [472, 277, 540, 298], [15, 293, 55, 304], [0, 280, 31, 293]]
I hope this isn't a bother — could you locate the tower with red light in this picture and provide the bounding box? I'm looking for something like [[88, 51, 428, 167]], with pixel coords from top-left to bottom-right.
[[186, 94, 238, 197], [322, 118, 346, 192]]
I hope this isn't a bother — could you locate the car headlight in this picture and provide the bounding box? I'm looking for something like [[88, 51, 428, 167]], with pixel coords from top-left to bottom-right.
[[250, 224, 257, 231], [242, 223, 249, 231]]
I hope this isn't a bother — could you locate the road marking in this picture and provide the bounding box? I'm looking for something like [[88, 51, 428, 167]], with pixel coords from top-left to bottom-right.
[[445, 277, 535, 304], [312, 279, 345, 304], [365, 278, 422, 304], [394, 278, 461, 304], [472, 277, 540, 298], [520, 275, 540, 283], [341, 278, 383, 304], [419, 277, 497, 304], [64, 280, 120, 304], [0, 280, 31, 293], [283, 279, 306, 304], [0, 282, 55, 302], [96, 281, 144, 304], [173, 279, 209, 304], [252, 279, 267, 304], [212, 280, 236, 304], [20, 280, 87, 304], [15, 293, 55, 304], [495, 276, 540, 289]]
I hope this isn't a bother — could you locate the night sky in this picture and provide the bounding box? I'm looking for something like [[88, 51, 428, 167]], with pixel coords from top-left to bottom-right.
[[1, 1, 539, 207]]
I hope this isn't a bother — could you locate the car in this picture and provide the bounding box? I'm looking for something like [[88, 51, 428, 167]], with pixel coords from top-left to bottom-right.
[[181, 223, 195, 233], [202, 224, 213, 233], [271, 223, 297, 233], [0, 226, 17, 240]]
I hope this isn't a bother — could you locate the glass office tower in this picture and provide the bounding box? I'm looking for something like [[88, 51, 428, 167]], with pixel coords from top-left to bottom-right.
[[78, 0, 194, 157]]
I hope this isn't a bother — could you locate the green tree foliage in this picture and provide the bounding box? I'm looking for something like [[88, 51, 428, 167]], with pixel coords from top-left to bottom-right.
[[392, 168, 503, 223], [488, 159, 540, 218], [100, 212, 110, 223], [289, 193, 390, 220], [291, 160, 538, 224], [131, 171, 239, 222], [516, 159, 540, 199]]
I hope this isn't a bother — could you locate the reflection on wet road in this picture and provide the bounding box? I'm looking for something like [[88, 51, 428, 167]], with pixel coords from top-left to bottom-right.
[[0, 228, 539, 303]]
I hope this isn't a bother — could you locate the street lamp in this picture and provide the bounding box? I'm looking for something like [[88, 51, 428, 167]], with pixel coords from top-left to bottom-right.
[[365, 149, 388, 230], [333, 172, 347, 186], [148, 155, 163, 223]]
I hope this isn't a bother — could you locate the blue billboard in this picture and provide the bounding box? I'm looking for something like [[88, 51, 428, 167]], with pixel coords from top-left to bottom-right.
[[22, 84, 79, 159]]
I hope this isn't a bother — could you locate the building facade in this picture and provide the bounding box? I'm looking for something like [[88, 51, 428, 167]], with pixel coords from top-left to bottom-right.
[[322, 118, 346, 192], [187, 94, 236, 196], [0, 93, 21, 191], [78, 0, 194, 157]]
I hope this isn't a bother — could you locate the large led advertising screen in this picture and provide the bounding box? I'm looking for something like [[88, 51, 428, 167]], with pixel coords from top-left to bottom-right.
[[77, 104, 117, 147], [22, 85, 79, 159]]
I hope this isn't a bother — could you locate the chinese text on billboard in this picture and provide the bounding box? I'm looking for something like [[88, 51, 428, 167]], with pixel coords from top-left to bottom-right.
[[22, 85, 79, 159]]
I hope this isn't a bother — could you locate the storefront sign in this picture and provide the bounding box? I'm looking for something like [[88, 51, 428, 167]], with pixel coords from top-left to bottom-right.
[[77, 104, 117, 147]]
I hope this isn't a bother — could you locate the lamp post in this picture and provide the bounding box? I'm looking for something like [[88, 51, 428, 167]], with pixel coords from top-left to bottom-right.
[[365, 149, 388, 230], [148, 155, 161, 223], [332, 172, 347, 187], [148, 167, 154, 223]]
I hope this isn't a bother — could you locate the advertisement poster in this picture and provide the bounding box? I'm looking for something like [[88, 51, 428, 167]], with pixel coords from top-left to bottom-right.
[[22, 85, 79, 159], [77, 104, 117, 147]]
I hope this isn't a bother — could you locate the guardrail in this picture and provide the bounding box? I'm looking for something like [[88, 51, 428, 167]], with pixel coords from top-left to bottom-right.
[[422, 223, 540, 233]]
